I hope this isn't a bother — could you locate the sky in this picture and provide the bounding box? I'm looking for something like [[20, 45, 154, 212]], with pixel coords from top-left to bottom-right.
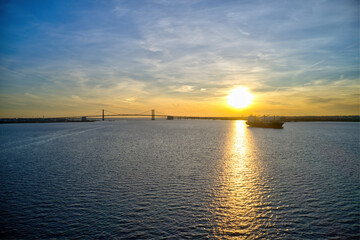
[[0, 0, 359, 117]]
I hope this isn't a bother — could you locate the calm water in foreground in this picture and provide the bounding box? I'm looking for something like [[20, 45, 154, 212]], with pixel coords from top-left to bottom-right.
[[0, 120, 359, 239]]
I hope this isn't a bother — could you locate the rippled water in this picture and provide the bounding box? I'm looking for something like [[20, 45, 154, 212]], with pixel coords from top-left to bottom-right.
[[0, 120, 359, 239]]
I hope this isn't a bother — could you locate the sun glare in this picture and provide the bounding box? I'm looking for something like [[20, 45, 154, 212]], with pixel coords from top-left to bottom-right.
[[227, 87, 254, 108]]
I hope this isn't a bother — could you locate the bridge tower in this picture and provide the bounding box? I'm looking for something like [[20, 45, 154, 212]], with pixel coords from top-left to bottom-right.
[[102, 109, 104, 121], [151, 109, 155, 120]]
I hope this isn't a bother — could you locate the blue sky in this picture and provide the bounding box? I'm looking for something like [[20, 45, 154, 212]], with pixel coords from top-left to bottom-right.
[[0, 0, 359, 117]]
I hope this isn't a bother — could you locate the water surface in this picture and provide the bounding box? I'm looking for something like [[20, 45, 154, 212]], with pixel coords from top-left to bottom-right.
[[0, 120, 359, 239]]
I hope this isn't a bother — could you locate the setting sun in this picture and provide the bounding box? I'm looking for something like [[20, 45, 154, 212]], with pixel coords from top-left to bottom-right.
[[227, 87, 254, 108]]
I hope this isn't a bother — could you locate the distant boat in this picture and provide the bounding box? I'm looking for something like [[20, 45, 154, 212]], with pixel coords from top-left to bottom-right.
[[246, 115, 284, 129]]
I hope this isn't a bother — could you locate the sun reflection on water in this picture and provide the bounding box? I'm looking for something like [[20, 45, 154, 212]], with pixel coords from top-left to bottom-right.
[[210, 120, 275, 238]]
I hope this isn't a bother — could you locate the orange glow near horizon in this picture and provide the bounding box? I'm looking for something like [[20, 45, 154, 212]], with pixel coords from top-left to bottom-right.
[[227, 87, 254, 109]]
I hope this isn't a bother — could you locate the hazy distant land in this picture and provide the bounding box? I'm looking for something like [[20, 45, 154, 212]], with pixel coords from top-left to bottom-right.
[[0, 115, 359, 124]]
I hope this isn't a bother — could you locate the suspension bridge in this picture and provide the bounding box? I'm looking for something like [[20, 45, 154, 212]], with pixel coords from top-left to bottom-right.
[[80, 109, 247, 121], [0, 109, 247, 123]]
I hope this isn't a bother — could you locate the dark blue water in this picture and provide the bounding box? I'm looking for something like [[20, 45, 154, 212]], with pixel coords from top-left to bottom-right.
[[0, 120, 359, 239]]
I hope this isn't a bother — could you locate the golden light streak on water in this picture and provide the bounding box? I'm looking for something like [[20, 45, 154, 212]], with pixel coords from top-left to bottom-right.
[[210, 121, 276, 238]]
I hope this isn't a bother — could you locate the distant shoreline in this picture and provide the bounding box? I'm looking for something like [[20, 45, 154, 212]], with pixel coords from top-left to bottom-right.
[[0, 116, 359, 124], [283, 116, 359, 122], [0, 118, 94, 124]]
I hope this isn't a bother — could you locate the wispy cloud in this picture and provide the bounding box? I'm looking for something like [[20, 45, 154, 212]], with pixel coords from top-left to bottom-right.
[[25, 93, 42, 99], [170, 85, 195, 93]]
